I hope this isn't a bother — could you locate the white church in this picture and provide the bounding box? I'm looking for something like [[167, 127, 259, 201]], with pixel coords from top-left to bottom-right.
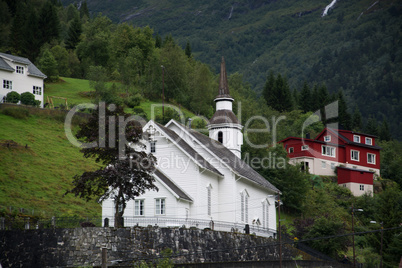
[[102, 58, 280, 237]]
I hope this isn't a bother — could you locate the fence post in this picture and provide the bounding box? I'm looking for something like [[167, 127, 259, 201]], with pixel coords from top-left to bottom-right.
[[101, 247, 107, 268]]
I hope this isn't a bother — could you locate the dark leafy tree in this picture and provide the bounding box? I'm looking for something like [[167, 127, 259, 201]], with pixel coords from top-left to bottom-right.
[[6, 91, 20, 103], [317, 84, 330, 124], [66, 105, 158, 228], [155, 33, 162, 48], [22, 10, 41, 60], [66, 16, 82, 50], [10, 1, 28, 55], [38, 49, 59, 82]]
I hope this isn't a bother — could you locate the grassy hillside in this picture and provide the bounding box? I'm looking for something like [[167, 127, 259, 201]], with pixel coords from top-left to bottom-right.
[[0, 108, 101, 217], [0, 77, 198, 217]]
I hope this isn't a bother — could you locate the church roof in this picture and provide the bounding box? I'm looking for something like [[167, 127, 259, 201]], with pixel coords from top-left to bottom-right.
[[209, 109, 239, 125], [215, 57, 232, 99], [188, 128, 279, 193], [156, 123, 223, 176], [154, 169, 193, 202]]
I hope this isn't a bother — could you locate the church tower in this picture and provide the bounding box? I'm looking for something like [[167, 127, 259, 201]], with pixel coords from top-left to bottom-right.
[[208, 57, 243, 158]]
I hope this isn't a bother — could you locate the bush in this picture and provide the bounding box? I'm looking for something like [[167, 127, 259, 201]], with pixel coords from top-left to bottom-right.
[[20, 92, 36, 106], [2, 107, 29, 119], [6, 91, 20, 103], [125, 94, 142, 108]]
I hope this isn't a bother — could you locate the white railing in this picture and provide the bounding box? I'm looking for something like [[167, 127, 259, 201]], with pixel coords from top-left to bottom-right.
[[102, 216, 276, 238]]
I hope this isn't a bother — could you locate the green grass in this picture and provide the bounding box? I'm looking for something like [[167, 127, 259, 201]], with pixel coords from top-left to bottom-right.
[[0, 111, 101, 217], [45, 77, 94, 107]]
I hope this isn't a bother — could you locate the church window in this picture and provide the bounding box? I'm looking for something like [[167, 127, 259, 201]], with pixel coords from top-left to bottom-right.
[[155, 198, 165, 215], [218, 131, 223, 143], [207, 185, 212, 216], [240, 190, 249, 223], [150, 141, 156, 153]]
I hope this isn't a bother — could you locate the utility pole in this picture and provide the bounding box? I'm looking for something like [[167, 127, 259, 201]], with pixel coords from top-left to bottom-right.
[[161, 65, 165, 122], [277, 196, 282, 268], [352, 203, 356, 268], [380, 222, 383, 268]]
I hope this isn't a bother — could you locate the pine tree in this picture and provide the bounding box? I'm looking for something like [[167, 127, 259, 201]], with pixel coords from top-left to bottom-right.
[[80, 0, 90, 18], [38, 49, 59, 82], [351, 107, 362, 131], [10, 1, 28, 55], [299, 81, 312, 113], [22, 10, 41, 60], [155, 33, 162, 48], [311, 84, 320, 112], [66, 16, 82, 50], [38, 1, 60, 45], [379, 120, 391, 141], [262, 71, 275, 108], [365, 116, 379, 136], [337, 89, 351, 130], [317, 84, 330, 124], [185, 41, 192, 58]]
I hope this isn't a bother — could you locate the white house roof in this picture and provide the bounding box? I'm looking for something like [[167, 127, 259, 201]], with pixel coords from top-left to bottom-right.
[[0, 52, 47, 79]]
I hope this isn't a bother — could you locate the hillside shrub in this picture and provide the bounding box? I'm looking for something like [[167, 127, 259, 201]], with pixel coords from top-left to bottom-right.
[[6, 91, 20, 103], [2, 107, 29, 119], [20, 92, 37, 106]]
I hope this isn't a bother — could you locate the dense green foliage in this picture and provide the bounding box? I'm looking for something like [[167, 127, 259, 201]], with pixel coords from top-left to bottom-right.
[[5, 91, 20, 103], [51, 0, 402, 140]]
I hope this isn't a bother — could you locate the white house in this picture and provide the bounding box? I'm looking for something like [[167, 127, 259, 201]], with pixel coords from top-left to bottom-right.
[[0, 52, 47, 107], [102, 58, 280, 237]]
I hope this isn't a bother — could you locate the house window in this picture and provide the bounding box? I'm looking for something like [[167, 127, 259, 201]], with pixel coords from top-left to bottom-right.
[[331, 163, 335, 170], [360, 185, 364, 191], [365, 137, 372, 145], [218, 131, 223, 143], [16, 66, 24, 74], [155, 198, 165, 215], [3, 80, 12, 90], [324, 135, 331, 142], [301, 145, 309, 151], [322, 145, 335, 157], [150, 141, 156, 153], [207, 185, 212, 216], [322, 161, 326, 169], [33, 86, 42, 95], [134, 200, 144, 216], [351, 150, 360, 161], [289, 147, 294, 153], [353, 135, 361, 143], [367, 153, 376, 164]]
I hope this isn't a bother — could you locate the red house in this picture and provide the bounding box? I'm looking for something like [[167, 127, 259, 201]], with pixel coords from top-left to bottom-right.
[[279, 128, 381, 196]]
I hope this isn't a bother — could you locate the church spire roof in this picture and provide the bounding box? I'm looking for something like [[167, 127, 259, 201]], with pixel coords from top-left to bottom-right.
[[216, 56, 232, 99]]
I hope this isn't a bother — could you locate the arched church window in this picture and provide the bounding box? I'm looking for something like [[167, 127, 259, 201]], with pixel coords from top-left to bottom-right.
[[218, 131, 223, 143]]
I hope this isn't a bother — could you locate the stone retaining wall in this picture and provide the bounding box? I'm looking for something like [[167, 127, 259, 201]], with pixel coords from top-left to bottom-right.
[[0, 226, 304, 267]]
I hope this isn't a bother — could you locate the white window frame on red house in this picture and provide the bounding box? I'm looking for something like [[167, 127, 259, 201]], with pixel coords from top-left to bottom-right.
[[289, 147, 294, 153], [322, 145, 335, 157], [365, 137, 372, 145], [324, 135, 331, 142], [367, 153, 376, 164], [351, 150, 360, 161], [360, 185, 364, 191], [301, 145, 309, 151], [353, 135, 361, 143]]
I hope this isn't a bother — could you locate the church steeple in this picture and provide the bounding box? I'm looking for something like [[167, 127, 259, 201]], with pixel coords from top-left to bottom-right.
[[208, 57, 243, 158], [217, 57, 231, 98]]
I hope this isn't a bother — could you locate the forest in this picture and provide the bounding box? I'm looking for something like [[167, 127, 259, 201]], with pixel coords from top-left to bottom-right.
[[0, 0, 401, 266]]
